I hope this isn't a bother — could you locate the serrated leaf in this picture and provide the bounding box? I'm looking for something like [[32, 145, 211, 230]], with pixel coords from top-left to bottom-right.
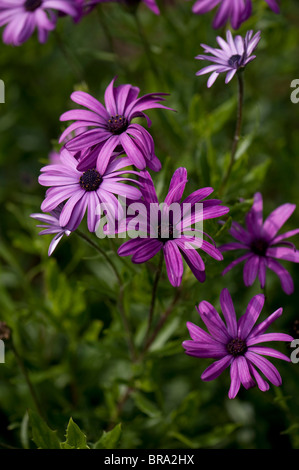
[[28, 410, 61, 449], [94, 423, 122, 449], [61, 418, 89, 449]]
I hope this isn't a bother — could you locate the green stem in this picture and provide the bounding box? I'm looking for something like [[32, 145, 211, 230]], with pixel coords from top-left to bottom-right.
[[144, 252, 164, 343], [54, 30, 85, 83], [11, 341, 44, 419], [96, 7, 128, 75], [219, 71, 244, 196], [133, 11, 161, 83], [76, 230, 136, 360], [143, 286, 182, 355]]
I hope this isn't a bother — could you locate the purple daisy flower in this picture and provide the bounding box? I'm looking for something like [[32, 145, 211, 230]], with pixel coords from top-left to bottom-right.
[[219, 192, 299, 295], [195, 29, 261, 88], [183, 288, 293, 398], [30, 204, 72, 256], [118, 168, 229, 287], [38, 148, 142, 232], [191, 0, 279, 30], [0, 0, 80, 46], [83, 0, 160, 15], [59, 77, 173, 173]]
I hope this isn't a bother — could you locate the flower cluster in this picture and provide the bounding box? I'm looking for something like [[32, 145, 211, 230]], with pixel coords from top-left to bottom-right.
[[28, 0, 296, 403]]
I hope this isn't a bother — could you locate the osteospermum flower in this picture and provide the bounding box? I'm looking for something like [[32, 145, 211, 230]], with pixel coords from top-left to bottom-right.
[[196, 30, 261, 88], [219, 192, 299, 295], [191, 0, 279, 30], [118, 168, 229, 287], [30, 204, 72, 256], [60, 77, 172, 173], [183, 288, 293, 398], [38, 148, 142, 232], [85, 0, 160, 15], [0, 0, 81, 46]]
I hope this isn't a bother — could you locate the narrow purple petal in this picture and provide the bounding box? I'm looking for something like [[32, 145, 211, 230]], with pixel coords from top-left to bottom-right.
[[262, 203, 296, 241], [163, 241, 184, 287], [237, 294, 265, 340], [201, 355, 232, 381], [245, 351, 282, 386], [228, 360, 241, 399], [266, 258, 294, 295], [220, 288, 237, 337]]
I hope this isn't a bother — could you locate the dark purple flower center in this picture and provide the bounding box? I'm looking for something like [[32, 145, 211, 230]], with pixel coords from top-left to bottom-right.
[[24, 0, 42, 11], [79, 169, 102, 192], [107, 115, 128, 135], [228, 54, 242, 68], [226, 338, 247, 357], [250, 238, 268, 256]]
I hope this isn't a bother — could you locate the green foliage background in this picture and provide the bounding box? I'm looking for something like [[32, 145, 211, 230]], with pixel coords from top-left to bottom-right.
[[0, 0, 299, 449]]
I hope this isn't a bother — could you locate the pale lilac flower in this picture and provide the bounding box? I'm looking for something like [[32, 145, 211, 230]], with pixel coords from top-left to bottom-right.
[[118, 168, 229, 287], [191, 0, 280, 30], [60, 77, 172, 173], [219, 192, 299, 295], [183, 288, 293, 398], [30, 204, 72, 256], [196, 29, 261, 88], [38, 148, 142, 232], [0, 0, 80, 46]]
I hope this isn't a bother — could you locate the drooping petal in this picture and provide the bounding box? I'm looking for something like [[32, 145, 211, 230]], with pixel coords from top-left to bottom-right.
[[266, 258, 294, 295], [245, 351, 282, 386], [228, 359, 241, 399], [236, 356, 256, 389], [163, 241, 184, 287], [201, 355, 232, 381]]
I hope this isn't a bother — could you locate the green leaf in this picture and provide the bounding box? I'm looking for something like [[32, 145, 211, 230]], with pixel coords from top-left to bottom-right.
[[133, 392, 161, 418], [28, 409, 61, 449], [61, 418, 89, 449], [94, 423, 122, 449]]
